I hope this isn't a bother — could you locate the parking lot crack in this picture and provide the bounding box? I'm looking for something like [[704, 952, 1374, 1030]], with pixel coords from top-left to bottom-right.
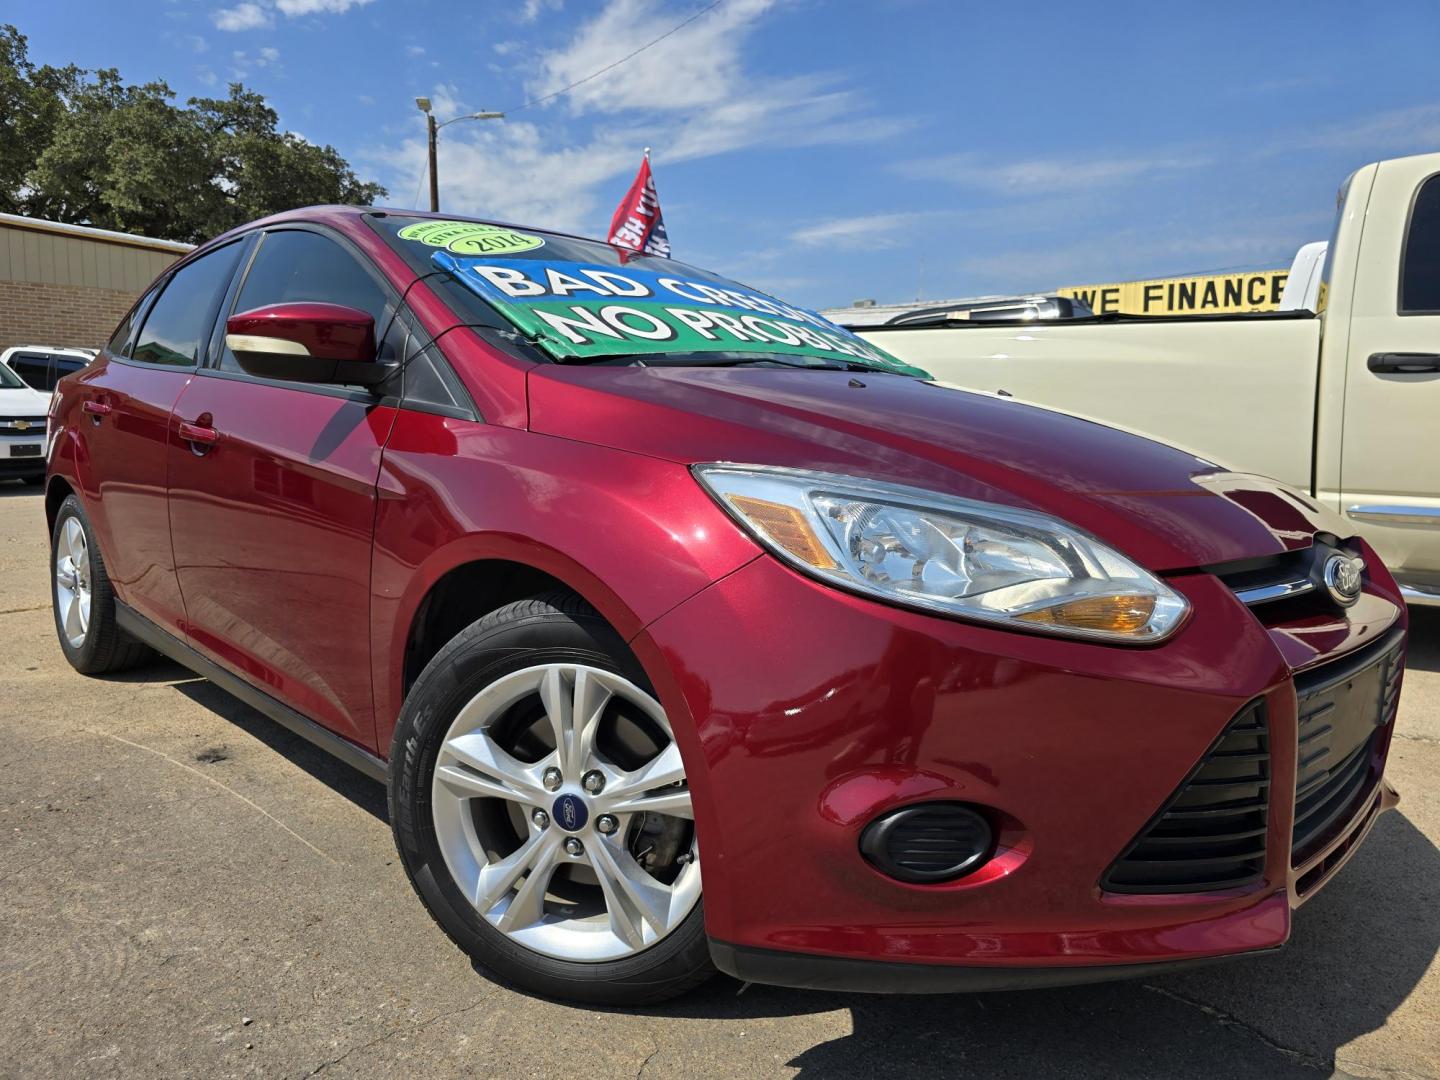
[[301, 999, 488, 1076], [0, 604, 48, 616], [86, 729, 336, 865], [1143, 984, 1331, 1070]]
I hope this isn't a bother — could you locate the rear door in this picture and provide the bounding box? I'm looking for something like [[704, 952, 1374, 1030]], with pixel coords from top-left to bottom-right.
[[166, 225, 401, 749], [1338, 158, 1440, 592], [71, 241, 245, 630]]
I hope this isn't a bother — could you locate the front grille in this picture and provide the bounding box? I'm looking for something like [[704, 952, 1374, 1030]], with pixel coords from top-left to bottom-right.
[[1291, 629, 1403, 864], [0, 416, 46, 432], [1102, 701, 1269, 894]]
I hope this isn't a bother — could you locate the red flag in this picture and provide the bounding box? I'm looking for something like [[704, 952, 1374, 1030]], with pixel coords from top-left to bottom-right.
[[607, 149, 671, 258]]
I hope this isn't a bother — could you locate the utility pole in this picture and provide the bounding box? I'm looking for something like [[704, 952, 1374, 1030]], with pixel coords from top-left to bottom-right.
[[414, 97, 506, 213], [426, 111, 439, 213]]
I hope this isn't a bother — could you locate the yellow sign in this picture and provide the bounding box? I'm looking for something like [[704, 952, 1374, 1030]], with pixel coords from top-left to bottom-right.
[[1059, 270, 1289, 316]]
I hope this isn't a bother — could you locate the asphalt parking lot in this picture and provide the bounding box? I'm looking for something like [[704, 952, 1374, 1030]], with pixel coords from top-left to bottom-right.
[[1, 482, 1437, 1080]]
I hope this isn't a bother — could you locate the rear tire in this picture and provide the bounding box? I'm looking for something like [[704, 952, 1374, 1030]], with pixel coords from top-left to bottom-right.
[[51, 494, 154, 674], [389, 590, 713, 1005]]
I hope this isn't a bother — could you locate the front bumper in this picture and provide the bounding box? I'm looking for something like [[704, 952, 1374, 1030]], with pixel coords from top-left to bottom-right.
[[632, 548, 1405, 989]]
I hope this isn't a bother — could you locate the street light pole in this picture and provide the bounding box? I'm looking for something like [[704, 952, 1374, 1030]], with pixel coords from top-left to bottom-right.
[[426, 111, 439, 213], [415, 98, 505, 214]]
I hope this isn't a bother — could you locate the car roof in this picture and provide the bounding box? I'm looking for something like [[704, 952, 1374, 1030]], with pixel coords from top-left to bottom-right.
[[195, 204, 611, 261]]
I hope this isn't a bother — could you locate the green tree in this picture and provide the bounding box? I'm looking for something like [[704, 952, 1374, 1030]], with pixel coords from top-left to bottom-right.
[[191, 85, 387, 237], [0, 24, 387, 242]]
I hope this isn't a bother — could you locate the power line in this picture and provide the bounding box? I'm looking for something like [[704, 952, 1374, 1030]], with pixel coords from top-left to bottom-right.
[[505, 0, 723, 115]]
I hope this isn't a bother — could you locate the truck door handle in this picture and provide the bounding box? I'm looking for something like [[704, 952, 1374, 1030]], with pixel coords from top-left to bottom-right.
[[178, 420, 219, 447], [82, 400, 112, 417], [1368, 352, 1440, 373]]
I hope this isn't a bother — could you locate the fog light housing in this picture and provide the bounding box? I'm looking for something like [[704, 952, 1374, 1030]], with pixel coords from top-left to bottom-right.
[[859, 803, 993, 883]]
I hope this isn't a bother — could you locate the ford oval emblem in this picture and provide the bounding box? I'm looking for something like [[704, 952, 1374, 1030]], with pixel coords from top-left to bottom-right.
[[1323, 553, 1365, 607], [552, 793, 588, 833]]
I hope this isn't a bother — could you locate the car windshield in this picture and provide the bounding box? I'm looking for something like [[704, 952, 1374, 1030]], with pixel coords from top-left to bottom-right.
[[0, 362, 27, 390], [367, 214, 929, 377]]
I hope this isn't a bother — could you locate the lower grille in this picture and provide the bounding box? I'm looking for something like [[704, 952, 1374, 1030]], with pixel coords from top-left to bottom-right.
[[1291, 630, 1403, 864], [1102, 701, 1269, 894]]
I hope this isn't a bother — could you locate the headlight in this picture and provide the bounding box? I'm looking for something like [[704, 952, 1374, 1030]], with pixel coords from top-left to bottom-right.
[[694, 465, 1189, 643]]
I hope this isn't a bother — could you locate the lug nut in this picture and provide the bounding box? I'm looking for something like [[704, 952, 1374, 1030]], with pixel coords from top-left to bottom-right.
[[596, 814, 618, 835], [542, 767, 563, 791], [531, 809, 549, 829], [564, 837, 585, 857], [582, 770, 605, 794]]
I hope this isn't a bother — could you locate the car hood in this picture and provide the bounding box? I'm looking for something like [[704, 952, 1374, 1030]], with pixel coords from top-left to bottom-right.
[[0, 384, 50, 415], [527, 366, 1341, 571]]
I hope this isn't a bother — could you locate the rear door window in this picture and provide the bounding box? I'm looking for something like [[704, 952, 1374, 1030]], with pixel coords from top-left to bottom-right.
[[7, 352, 53, 390], [1401, 174, 1440, 312], [131, 243, 245, 368]]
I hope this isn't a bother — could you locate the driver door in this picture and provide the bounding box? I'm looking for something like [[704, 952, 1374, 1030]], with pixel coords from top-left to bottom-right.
[[167, 226, 401, 749]]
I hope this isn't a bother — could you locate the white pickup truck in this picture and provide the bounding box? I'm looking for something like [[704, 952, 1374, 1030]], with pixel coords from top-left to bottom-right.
[[856, 151, 1440, 605]]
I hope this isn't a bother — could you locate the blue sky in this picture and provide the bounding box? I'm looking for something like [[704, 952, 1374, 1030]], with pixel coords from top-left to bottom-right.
[[17, 1, 1440, 307]]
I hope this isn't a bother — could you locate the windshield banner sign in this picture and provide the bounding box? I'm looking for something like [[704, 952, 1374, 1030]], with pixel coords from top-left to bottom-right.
[[435, 253, 924, 374]]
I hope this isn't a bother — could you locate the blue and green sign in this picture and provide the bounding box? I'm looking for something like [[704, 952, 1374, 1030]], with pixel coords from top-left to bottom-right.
[[434, 253, 927, 376]]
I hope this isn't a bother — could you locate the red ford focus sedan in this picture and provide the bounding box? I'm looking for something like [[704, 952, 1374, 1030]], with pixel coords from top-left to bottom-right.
[[45, 206, 1406, 1004]]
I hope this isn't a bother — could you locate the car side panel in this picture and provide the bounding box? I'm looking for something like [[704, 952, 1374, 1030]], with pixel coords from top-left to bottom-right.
[[369, 407, 761, 751], [167, 374, 398, 749], [63, 357, 193, 629]]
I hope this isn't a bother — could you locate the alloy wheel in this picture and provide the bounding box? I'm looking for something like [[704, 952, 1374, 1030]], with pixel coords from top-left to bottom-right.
[[430, 663, 700, 962], [54, 517, 92, 650]]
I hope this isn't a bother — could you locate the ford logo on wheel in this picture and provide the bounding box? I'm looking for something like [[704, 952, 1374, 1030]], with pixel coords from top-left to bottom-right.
[[552, 793, 588, 832], [1323, 553, 1365, 607]]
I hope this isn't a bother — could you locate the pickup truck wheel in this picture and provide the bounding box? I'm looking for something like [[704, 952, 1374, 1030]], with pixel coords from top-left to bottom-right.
[[51, 495, 154, 674], [389, 592, 711, 1005]]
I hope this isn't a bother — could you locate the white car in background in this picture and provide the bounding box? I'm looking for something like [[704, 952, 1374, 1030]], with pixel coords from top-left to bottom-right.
[[0, 345, 97, 393], [0, 360, 50, 485]]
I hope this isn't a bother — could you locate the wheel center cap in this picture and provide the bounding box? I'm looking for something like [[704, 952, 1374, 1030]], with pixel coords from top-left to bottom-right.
[[552, 793, 589, 833]]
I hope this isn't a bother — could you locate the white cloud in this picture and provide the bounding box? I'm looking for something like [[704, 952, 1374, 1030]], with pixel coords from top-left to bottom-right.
[[259, 45, 280, 63], [1280, 103, 1440, 154], [212, 0, 372, 31], [790, 212, 939, 249], [520, 0, 563, 22], [896, 151, 1210, 194], [405, 44, 426, 57], [274, 0, 374, 14], [528, 0, 775, 115], [366, 1, 910, 236], [212, 2, 273, 31]]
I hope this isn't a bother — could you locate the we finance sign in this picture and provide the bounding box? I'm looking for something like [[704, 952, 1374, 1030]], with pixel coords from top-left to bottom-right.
[[436, 254, 924, 375], [1060, 270, 1290, 315]]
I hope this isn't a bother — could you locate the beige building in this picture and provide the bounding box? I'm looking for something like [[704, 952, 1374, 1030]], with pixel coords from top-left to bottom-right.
[[0, 214, 191, 353]]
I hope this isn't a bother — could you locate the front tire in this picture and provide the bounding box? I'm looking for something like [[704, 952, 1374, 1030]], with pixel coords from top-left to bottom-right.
[[389, 591, 712, 1005], [51, 494, 153, 674]]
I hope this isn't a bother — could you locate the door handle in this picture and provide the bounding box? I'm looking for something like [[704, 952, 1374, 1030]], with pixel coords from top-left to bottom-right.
[[1368, 352, 1440, 373], [178, 420, 219, 447], [82, 400, 112, 417]]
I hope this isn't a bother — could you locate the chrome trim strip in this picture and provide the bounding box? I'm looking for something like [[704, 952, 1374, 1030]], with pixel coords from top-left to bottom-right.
[[1400, 583, 1440, 607], [1347, 504, 1440, 527], [224, 333, 311, 356], [1234, 578, 1317, 606]]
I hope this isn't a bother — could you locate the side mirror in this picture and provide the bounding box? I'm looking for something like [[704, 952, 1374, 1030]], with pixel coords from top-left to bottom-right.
[[225, 302, 387, 386]]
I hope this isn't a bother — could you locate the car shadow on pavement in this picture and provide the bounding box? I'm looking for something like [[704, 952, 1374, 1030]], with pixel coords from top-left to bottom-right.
[[614, 810, 1439, 1078], [119, 659, 390, 822]]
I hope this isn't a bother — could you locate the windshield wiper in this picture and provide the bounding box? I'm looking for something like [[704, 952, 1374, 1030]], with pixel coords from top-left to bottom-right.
[[566, 352, 884, 373]]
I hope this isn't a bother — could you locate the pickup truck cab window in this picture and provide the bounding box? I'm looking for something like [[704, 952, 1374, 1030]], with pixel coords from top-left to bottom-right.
[[131, 243, 244, 368], [1400, 173, 1440, 313]]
